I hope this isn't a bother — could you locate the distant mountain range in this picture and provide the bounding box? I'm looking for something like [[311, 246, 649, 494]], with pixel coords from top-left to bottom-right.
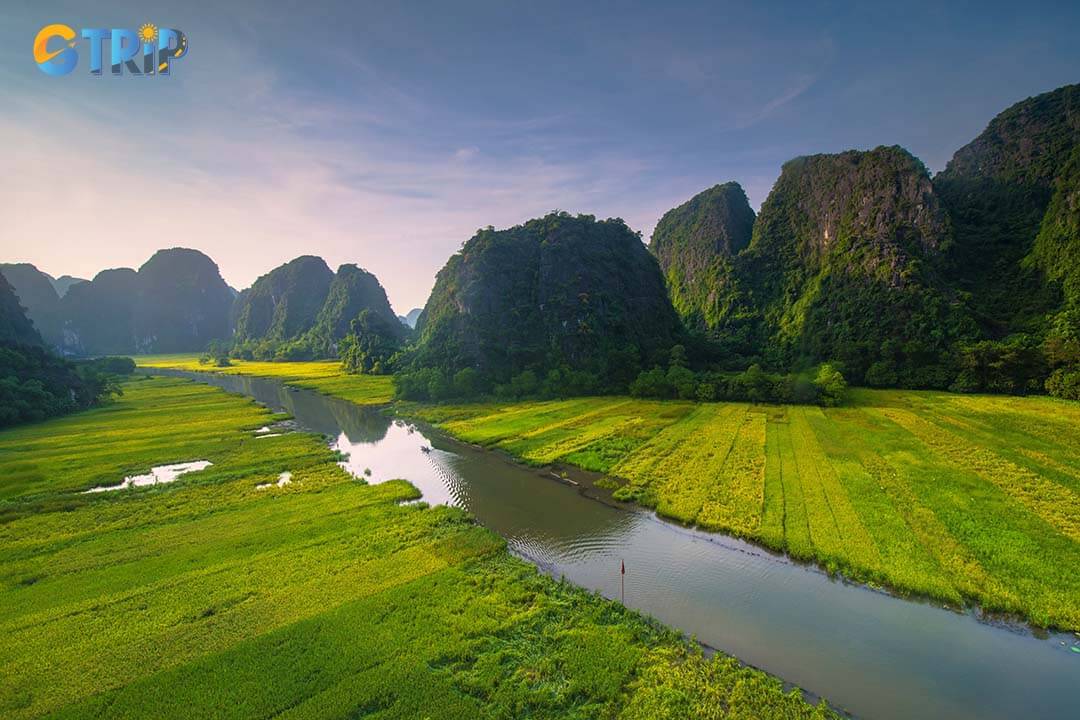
[[398, 308, 422, 329], [3, 83, 1078, 398], [1, 251, 404, 359], [231, 256, 405, 360]]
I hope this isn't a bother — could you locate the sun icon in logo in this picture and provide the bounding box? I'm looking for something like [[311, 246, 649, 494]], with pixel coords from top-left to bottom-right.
[[138, 23, 158, 45]]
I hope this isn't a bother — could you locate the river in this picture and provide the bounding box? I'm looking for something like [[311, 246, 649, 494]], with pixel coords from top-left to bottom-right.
[[150, 369, 1080, 720]]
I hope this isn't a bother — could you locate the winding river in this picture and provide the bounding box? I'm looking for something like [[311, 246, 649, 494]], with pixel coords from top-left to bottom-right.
[[151, 370, 1079, 720]]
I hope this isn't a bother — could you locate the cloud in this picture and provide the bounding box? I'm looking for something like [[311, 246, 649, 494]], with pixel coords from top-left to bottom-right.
[[453, 146, 480, 161], [734, 74, 818, 129], [0, 55, 658, 313]]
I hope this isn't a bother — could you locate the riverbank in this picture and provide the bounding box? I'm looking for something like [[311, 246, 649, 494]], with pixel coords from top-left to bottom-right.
[[132, 356, 1080, 633], [136, 354, 395, 405], [0, 375, 838, 718], [404, 392, 1080, 632]]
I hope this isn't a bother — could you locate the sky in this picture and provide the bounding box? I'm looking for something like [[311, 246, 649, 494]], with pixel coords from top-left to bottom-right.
[[2, 1, 1079, 313]]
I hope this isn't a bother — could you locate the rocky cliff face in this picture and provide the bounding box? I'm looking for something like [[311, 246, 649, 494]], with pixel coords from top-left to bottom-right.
[[132, 248, 234, 353], [311, 264, 401, 339], [400, 308, 422, 329], [58, 268, 139, 355], [0, 263, 61, 346], [230, 257, 403, 359], [304, 264, 406, 357], [232, 256, 334, 345], [0, 273, 44, 346], [414, 212, 683, 386], [50, 275, 86, 298], [655, 146, 972, 382], [43, 249, 232, 356], [935, 83, 1080, 334], [649, 182, 755, 331]]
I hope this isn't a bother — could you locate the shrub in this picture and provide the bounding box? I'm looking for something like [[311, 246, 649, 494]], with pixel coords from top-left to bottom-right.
[[452, 367, 481, 397], [1046, 367, 1080, 400], [864, 360, 898, 388], [814, 363, 848, 406]]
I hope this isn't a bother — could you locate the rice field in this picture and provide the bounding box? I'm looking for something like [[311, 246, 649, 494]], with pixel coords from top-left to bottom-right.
[[0, 376, 836, 719], [135, 354, 395, 405], [411, 390, 1080, 630]]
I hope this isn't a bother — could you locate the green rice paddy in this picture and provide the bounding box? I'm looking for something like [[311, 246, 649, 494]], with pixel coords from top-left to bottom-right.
[[0, 375, 835, 719], [135, 354, 395, 405], [410, 390, 1080, 631]]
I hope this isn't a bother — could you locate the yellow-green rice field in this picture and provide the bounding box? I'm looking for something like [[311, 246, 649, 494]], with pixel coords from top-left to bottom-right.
[[410, 390, 1080, 630], [0, 375, 836, 719], [135, 354, 394, 405]]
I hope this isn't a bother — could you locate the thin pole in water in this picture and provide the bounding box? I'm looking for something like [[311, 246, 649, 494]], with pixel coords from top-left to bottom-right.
[[620, 558, 625, 604]]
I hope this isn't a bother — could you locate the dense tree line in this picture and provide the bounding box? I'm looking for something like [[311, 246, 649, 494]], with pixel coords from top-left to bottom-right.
[[0, 346, 132, 427]]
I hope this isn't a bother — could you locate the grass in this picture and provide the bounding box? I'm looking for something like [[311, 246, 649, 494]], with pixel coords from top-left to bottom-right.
[[135, 353, 395, 405], [407, 390, 1080, 631], [0, 376, 836, 719]]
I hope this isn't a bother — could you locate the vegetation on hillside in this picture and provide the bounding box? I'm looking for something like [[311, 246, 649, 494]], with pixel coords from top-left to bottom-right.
[[655, 147, 976, 387], [231, 255, 335, 355], [0, 375, 839, 718], [0, 263, 63, 346], [231, 257, 407, 362], [0, 276, 130, 427], [398, 212, 685, 399], [412, 388, 1080, 630], [3, 250, 234, 356], [645, 85, 1080, 400], [649, 182, 756, 331]]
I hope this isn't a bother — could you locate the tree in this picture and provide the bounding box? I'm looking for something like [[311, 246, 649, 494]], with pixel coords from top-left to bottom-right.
[[340, 309, 405, 375], [814, 363, 848, 406]]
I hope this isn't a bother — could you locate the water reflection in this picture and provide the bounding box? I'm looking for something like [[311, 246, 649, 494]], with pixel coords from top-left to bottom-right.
[[147, 370, 1080, 720]]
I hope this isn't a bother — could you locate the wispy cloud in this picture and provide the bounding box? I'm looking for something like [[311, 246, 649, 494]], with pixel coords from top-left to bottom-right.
[[733, 73, 818, 129]]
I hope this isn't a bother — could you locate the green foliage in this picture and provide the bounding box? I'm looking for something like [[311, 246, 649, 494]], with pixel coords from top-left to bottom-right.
[[339, 308, 407, 374], [0, 276, 119, 427], [79, 355, 137, 376], [304, 263, 406, 358], [230, 258, 405, 362], [0, 263, 61, 346], [934, 83, 1080, 344], [200, 339, 232, 367], [232, 256, 334, 350], [408, 212, 682, 393], [1046, 367, 1080, 399], [814, 363, 848, 406], [629, 352, 847, 407], [949, 335, 1048, 394], [0, 343, 117, 427], [649, 182, 756, 331], [0, 273, 45, 347], [653, 147, 977, 385]]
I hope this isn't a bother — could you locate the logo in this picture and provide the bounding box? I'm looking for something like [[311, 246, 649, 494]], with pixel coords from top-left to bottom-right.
[[34, 24, 188, 76]]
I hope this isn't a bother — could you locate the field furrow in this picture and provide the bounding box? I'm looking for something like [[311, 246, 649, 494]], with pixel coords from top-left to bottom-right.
[[879, 407, 1080, 543], [697, 410, 766, 536]]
